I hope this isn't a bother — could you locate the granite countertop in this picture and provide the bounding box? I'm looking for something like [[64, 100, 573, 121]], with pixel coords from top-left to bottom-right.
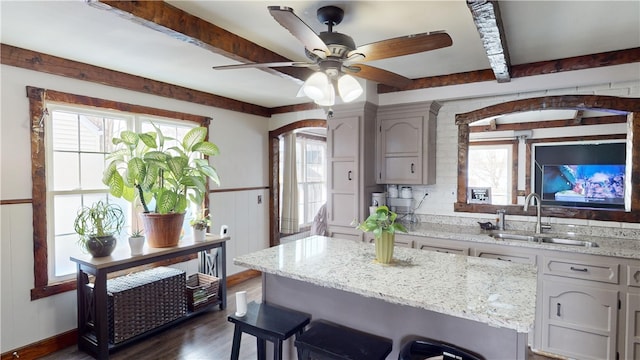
[[405, 223, 640, 260], [234, 235, 537, 333]]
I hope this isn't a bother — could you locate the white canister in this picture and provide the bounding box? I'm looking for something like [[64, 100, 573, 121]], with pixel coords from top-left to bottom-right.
[[372, 192, 386, 207], [400, 186, 413, 199], [387, 184, 398, 198]]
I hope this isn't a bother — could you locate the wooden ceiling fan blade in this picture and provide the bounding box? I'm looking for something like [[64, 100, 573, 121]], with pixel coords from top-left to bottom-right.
[[268, 6, 330, 56], [212, 61, 312, 70], [346, 64, 412, 88], [349, 32, 453, 62]]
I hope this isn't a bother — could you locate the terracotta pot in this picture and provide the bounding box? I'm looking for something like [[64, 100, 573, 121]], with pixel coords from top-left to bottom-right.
[[374, 232, 395, 264], [85, 235, 117, 257], [140, 212, 185, 248]]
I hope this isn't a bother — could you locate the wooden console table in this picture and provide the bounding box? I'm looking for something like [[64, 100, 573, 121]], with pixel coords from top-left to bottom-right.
[[70, 235, 229, 359]]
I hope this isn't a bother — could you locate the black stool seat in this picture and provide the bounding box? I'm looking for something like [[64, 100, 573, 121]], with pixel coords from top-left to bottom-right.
[[295, 320, 392, 360], [227, 301, 311, 360], [398, 337, 485, 360]]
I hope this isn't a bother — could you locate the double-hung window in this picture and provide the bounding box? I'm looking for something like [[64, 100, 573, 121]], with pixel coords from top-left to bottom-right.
[[295, 136, 327, 226], [28, 87, 210, 299]]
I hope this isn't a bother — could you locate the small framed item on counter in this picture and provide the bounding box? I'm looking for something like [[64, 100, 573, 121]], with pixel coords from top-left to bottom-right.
[[468, 187, 491, 204]]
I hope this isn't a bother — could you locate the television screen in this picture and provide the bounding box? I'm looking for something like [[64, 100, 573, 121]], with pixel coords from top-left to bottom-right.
[[542, 164, 625, 205], [533, 141, 627, 209]]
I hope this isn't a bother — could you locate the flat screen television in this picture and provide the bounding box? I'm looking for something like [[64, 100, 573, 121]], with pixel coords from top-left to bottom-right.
[[533, 141, 627, 210]]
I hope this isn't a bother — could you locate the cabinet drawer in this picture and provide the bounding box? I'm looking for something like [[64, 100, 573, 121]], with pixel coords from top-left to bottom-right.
[[364, 233, 413, 248], [544, 257, 619, 284], [629, 265, 640, 287], [475, 250, 536, 265]]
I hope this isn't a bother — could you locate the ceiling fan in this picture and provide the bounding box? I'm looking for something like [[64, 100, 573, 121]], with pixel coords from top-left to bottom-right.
[[213, 5, 453, 103]]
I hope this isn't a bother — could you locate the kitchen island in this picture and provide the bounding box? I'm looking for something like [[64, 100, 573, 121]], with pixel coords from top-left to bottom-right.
[[234, 235, 537, 359]]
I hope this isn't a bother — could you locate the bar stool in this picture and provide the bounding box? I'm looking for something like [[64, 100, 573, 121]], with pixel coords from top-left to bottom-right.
[[398, 337, 485, 360], [227, 301, 311, 360], [295, 320, 393, 360]]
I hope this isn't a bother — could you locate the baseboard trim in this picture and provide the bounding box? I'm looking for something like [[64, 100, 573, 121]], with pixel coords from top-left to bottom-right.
[[1, 329, 77, 360], [1, 270, 262, 359]]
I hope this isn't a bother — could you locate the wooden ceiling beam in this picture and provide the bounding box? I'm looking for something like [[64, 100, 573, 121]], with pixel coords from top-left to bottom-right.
[[466, 0, 511, 83], [378, 48, 640, 93], [90, 0, 312, 84]]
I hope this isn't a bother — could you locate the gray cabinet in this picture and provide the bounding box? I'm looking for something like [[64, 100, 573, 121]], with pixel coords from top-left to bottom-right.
[[626, 292, 640, 360], [538, 256, 620, 360], [413, 236, 469, 255], [326, 103, 379, 241], [376, 101, 439, 185], [540, 279, 618, 360], [472, 245, 537, 265]]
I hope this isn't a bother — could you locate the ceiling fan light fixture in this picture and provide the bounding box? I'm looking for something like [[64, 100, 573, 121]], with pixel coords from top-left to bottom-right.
[[314, 83, 335, 107], [302, 72, 329, 101], [337, 74, 363, 103]]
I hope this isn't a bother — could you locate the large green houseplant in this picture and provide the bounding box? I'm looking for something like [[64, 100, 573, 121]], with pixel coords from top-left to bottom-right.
[[74, 200, 125, 257], [102, 124, 220, 247], [356, 205, 407, 264]]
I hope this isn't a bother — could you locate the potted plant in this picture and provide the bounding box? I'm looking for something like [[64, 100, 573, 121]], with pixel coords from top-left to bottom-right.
[[102, 123, 220, 248], [74, 200, 125, 257], [189, 207, 210, 242], [128, 228, 145, 255], [355, 205, 407, 264]]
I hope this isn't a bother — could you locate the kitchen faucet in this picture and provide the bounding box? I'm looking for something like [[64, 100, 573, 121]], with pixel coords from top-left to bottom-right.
[[523, 192, 546, 234]]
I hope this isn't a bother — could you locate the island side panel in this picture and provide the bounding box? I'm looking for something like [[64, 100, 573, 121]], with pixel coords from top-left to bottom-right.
[[263, 273, 527, 360]]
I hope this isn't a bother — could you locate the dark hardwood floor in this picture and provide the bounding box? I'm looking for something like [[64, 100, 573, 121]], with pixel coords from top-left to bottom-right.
[[40, 275, 556, 360]]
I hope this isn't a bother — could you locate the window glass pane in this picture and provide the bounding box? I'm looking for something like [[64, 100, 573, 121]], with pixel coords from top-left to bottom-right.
[[53, 152, 79, 191], [51, 111, 78, 151], [468, 146, 510, 205], [54, 194, 81, 235], [80, 153, 106, 190], [78, 114, 105, 152], [54, 233, 82, 277], [105, 118, 128, 153]]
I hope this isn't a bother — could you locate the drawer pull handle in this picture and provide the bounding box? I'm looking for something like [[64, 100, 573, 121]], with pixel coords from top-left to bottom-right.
[[556, 303, 561, 317], [410, 163, 415, 173], [497, 257, 511, 262], [570, 266, 588, 272], [348, 170, 352, 181]]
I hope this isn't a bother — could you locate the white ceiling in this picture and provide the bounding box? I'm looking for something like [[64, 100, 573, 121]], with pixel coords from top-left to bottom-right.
[[1, 1, 639, 108]]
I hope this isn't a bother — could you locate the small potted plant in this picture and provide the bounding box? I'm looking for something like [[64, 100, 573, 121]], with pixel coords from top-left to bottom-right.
[[74, 200, 125, 257], [189, 208, 210, 242], [355, 205, 407, 264], [128, 227, 145, 256]]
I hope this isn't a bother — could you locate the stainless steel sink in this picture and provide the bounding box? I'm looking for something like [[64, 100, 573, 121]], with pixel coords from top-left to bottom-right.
[[489, 232, 599, 247], [539, 237, 599, 247], [489, 233, 538, 242]]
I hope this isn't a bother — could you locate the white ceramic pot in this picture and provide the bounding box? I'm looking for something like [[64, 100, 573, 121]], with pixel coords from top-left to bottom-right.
[[128, 236, 145, 256], [193, 228, 206, 242]]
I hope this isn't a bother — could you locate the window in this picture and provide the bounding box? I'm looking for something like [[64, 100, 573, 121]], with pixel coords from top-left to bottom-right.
[[468, 143, 513, 205], [28, 87, 210, 299], [296, 137, 327, 226]]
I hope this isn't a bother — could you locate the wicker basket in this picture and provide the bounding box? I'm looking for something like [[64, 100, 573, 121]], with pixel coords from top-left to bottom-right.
[[106, 267, 187, 344], [186, 273, 219, 312]]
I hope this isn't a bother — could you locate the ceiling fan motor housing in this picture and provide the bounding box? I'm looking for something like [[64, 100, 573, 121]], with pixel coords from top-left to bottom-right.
[[319, 32, 356, 58]]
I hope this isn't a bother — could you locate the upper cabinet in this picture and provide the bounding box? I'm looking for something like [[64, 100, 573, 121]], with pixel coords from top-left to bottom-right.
[[376, 101, 440, 185]]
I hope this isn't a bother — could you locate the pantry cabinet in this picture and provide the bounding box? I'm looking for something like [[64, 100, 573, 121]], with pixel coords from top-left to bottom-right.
[[326, 102, 380, 242], [376, 101, 440, 185]]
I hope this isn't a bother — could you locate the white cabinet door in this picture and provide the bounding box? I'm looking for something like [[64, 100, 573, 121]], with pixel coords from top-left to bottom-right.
[[327, 116, 359, 227], [378, 117, 423, 184], [627, 292, 640, 360], [541, 279, 618, 360]]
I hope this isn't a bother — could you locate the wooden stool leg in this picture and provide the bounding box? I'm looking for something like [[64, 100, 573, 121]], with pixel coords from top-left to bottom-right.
[[256, 337, 267, 360], [230, 325, 242, 360]]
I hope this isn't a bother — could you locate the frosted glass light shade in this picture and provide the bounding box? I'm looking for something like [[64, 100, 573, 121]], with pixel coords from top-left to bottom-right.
[[338, 74, 363, 102], [302, 72, 329, 101], [314, 83, 335, 106]]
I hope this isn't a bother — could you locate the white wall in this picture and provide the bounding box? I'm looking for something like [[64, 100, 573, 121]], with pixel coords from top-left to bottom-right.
[[0, 64, 270, 351]]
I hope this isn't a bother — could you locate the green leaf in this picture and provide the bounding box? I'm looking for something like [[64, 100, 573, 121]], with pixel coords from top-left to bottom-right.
[[167, 156, 188, 179], [182, 127, 207, 151], [193, 141, 220, 156], [139, 132, 157, 149], [155, 189, 177, 214], [127, 157, 145, 183], [107, 171, 124, 198], [120, 130, 138, 145]]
